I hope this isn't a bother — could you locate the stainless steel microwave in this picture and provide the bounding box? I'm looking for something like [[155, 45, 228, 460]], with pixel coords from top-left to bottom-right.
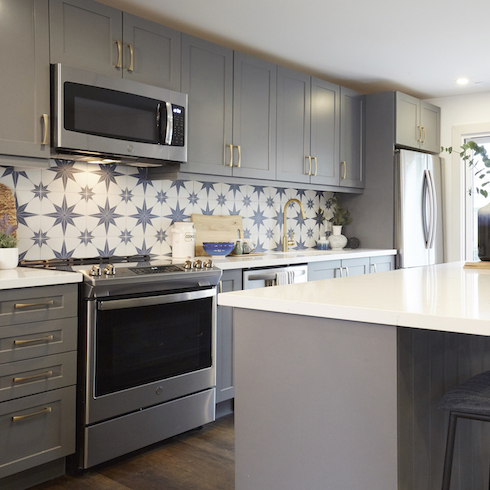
[[51, 64, 187, 167]]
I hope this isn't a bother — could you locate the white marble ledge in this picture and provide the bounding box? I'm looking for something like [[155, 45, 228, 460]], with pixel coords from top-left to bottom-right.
[[0, 267, 82, 290], [204, 248, 396, 270], [218, 262, 490, 337]]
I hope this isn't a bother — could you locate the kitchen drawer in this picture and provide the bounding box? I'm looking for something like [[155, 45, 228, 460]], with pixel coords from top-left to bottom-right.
[[0, 385, 76, 479], [0, 284, 77, 327], [0, 352, 76, 403], [0, 317, 77, 364]]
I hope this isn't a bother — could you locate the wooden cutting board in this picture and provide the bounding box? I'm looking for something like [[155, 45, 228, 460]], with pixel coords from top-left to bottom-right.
[[191, 214, 243, 256], [0, 184, 17, 238], [464, 261, 490, 269]]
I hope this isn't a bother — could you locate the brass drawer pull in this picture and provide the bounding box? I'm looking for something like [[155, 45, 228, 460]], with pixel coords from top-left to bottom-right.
[[12, 406, 52, 423], [13, 370, 53, 384], [41, 114, 49, 145], [14, 335, 54, 346], [14, 300, 54, 309]]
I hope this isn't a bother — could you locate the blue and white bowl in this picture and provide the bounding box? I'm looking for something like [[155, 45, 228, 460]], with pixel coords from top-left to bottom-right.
[[202, 242, 235, 256]]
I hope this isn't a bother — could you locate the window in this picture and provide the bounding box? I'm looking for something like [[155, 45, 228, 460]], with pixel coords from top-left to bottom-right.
[[465, 135, 490, 261]]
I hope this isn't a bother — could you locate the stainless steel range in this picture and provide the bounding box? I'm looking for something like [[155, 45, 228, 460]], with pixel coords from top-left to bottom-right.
[[20, 255, 221, 469]]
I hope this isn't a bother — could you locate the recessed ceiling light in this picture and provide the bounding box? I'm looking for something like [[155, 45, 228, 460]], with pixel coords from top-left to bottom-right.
[[456, 78, 469, 85]]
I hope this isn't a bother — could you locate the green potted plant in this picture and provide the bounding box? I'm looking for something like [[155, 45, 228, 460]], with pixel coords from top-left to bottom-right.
[[0, 213, 18, 269], [326, 194, 352, 250], [442, 142, 490, 260]]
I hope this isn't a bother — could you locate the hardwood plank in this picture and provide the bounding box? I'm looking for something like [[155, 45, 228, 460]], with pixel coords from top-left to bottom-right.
[[29, 415, 234, 490]]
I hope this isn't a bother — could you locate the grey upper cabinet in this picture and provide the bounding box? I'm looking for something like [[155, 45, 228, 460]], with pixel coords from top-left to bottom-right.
[[0, 0, 50, 160], [276, 67, 311, 184], [339, 87, 365, 189], [276, 68, 363, 188], [49, 0, 181, 90], [181, 36, 276, 179], [181, 35, 234, 176], [231, 52, 276, 180], [395, 92, 441, 154]]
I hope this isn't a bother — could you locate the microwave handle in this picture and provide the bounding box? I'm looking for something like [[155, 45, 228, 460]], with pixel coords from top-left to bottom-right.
[[164, 101, 173, 145]]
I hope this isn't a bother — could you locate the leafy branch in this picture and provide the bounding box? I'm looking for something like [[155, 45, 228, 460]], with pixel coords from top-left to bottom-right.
[[327, 194, 352, 227], [442, 141, 490, 198]]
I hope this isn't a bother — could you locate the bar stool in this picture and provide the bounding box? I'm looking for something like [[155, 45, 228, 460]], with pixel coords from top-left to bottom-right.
[[438, 370, 490, 490]]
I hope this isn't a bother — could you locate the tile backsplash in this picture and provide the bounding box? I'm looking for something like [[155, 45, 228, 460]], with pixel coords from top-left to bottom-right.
[[1, 160, 334, 260]]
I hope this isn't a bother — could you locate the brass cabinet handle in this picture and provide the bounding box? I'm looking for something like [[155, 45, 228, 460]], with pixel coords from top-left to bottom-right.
[[313, 157, 318, 176], [13, 370, 53, 384], [219, 281, 223, 294], [417, 125, 422, 143], [341, 161, 347, 180], [127, 43, 134, 72], [306, 156, 312, 175], [336, 267, 343, 278], [12, 406, 52, 423], [115, 40, 122, 68], [41, 114, 48, 145], [422, 126, 426, 143], [234, 145, 241, 167], [14, 335, 54, 346], [344, 267, 349, 277], [225, 144, 233, 167], [14, 300, 54, 309]]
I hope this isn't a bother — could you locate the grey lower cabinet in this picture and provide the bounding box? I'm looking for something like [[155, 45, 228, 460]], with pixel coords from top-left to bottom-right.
[[0, 0, 51, 161], [0, 284, 78, 484], [216, 270, 242, 411], [49, 0, 181, 90], [181, 35, 276, 180], [308, 255, 395, 281], [276, 67, 364, 189], [395, 92, 441, 154]]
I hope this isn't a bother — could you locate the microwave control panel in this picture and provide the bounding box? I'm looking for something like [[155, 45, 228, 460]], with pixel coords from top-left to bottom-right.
[[171, 104, 185, 147]]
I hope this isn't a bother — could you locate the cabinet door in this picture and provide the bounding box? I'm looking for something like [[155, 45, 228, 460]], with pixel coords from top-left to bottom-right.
[[0, 0, 50, 159], [307, 260, 342, 281], [49, 0, 122, 76], [419, 101, 441, 154], [122, 13, 181, 91], [181, 35, 233, 176], [369, 255, 395, 273], [341, 257, 369, 276], [216, 270, 242, 403], [276, 67, 311, 184], [395, 92, 421, 149], [340, 87, 365, 188], [232, 52, 276, 180], [310, 78, 340, 186]]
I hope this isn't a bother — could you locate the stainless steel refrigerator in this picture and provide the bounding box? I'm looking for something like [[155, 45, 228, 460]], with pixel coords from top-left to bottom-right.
[[395, 149, 444, 268]]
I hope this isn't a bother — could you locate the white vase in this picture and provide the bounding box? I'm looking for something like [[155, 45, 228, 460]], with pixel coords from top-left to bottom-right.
[[0, 247, 18, 270], [328, 226, 347, 250]]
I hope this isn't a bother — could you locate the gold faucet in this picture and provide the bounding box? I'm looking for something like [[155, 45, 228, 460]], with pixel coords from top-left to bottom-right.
[[282, 198, 306, 252]]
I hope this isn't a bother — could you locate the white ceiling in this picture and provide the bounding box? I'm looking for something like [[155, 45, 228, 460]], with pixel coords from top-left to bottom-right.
[[98, 0, 490, 99]]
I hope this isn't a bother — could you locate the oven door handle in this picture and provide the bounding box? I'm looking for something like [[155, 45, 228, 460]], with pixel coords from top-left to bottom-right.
[[97, 288, 216, 311]]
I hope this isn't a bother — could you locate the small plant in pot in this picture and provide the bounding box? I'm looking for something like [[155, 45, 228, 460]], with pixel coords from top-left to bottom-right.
[[0, 213, 19, 269], [326, 195, 352, 250]]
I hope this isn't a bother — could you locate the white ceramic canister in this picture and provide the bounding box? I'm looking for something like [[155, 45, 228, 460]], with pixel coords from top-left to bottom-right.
[[170, 221, 195, 259]]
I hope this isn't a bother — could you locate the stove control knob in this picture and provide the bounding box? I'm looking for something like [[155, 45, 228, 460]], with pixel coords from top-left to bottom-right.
[[104, 264, 116, 275], [183, 260, 193, 269], [193, 259, 203, 269], [90, 265, 101, 276], [204, 259, 213, 268]]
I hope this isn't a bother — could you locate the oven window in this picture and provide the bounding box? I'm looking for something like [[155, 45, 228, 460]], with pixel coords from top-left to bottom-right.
[[95, 296, 213, 397], [64, 82, 160, 144]]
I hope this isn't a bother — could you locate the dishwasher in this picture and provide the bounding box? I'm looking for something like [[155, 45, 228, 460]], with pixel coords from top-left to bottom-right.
[[243, 264, 308, 289]]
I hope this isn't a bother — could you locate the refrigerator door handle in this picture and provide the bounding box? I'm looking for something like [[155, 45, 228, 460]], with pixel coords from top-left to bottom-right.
[[427, 169, 437, 249], [423, 170, 431, 248]]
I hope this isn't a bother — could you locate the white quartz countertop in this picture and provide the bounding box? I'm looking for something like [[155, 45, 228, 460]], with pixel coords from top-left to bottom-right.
[[0, 267, 82, 290], [205, 248, 396, 270], [218, 262, 490, 336]]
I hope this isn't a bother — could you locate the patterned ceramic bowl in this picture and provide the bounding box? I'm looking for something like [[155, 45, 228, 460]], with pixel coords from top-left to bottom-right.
[[202, 242, 235, 256]]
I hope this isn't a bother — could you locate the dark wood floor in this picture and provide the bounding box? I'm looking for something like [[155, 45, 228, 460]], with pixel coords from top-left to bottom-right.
[[30, 414, 234, 490]]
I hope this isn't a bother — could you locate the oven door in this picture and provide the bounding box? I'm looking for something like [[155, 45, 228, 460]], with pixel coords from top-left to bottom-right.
[[84, 288, 216, 425]]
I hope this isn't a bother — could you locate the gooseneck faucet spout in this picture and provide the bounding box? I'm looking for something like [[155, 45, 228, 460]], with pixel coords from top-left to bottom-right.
[[282, 198, 306, 252]]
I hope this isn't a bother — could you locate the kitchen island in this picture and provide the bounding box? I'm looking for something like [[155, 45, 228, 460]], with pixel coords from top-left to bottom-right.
[[218, 262, 490, 490]]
